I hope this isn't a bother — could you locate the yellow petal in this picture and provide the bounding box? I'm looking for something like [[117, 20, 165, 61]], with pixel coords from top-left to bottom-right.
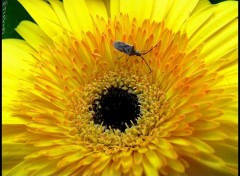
[[15, 21, 52, 50], [185, 153, 236, 176], [43, 145, 82, 158], [2, 109, 27, 125], [215, 119, 238, 142], [18, 0, 61, 37], [57, 152, 86, 167], [191, 120, 220, 130], [79, 154, 98, 165], [165, 0, 199, 32], [29, 160, 59, 176], [2, 39, 34, 84], [121, 153, 133, 173], [2, 124, 26, 143], [145, 150, 163, 169], [200, 20, 237, 64], [187, 1, 238, 53], [101, 163, 121, 176], [209, 142, 238, 166], [63, 0, 93, 38], [133, 151, 143, 165], [167, 158, 185, 173], [93, 155, 111, 174], [48, 0, 72, 31], [192, 0, 212, 14], [188, 137, 215, 153], [168, 137, 191, 146], [183, 6, 214, 38], [132, 164, 143, 176], [2, 143, 38, 175], [194, 130, 227, 141], [110, 0, 120, 18], [3, 39, 35, 124], [154, 138, 178, 159], [207, 48, 237, 75], [120, 0, 153, 23], [86, 0, 108, 20], [151, 0, 171, 22], [142, 156, 159, 176]]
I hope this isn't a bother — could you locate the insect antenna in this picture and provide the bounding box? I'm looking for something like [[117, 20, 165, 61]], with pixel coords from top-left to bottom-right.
[[140, 42, 159, 55], [139, 56, 152, 74]]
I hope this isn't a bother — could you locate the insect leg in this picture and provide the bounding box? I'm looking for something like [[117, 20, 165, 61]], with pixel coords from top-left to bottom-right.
[[116, 54, 125, 59], [126, 55, 129, 62], [139, 56, 152, 74]]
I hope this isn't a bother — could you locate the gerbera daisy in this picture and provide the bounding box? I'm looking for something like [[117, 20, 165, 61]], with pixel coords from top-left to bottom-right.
[[2, 0, 238, 176]]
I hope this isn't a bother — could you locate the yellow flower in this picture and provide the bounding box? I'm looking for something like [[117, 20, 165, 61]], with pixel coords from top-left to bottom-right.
[[3, 0, 238, 175]]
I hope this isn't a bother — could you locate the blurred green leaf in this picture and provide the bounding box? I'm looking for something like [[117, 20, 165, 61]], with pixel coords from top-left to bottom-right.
[[2, 0, 34, 39], [210, 0, 238, 3]]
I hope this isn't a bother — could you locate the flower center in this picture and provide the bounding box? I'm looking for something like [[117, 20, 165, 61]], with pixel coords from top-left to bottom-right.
[[67, 70, 170, 152], [93, 86, 140, 132]]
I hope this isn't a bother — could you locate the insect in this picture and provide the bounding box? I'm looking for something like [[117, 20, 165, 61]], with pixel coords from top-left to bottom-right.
[[113, 41, 159, 74]]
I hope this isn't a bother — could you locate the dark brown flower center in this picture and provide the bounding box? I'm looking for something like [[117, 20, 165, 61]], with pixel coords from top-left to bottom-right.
[[93, 86, 140, 132]]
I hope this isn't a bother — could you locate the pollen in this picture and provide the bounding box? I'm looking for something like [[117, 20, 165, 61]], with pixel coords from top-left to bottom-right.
[[67, 70, 168, 153]]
